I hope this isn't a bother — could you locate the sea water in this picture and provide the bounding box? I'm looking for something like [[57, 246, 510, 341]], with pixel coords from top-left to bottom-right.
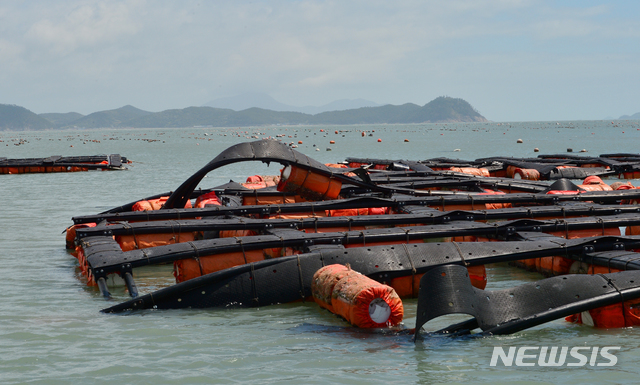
[[1, 120, 640, 384]]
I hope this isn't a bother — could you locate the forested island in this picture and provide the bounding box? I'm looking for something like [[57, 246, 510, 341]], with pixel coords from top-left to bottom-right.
[[1, 96, 488, 130]]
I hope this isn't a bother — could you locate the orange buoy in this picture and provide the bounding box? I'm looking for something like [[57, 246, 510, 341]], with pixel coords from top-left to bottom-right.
[[583, 175, 604, 185], [513, 168, 540, 181], [117, 232, 196, 252], [566, 299, 640, 328], [173, 248, 264, 283], [578, 175, 613, 191], [277, 165, 342, 200], [312, 264, 403, 328], [329, 140, 335, 144], [65, 223, 96, 250], [132, 197, 192, 211], [377, 138, 382, 142], [194, 191, 222, 208], [245, 175, 265, 183], [450, 167, 490, 177], [312, 264, 352, 312], [577, 183, 613, 191], [298, 141, 303, 144], [361, 132, 366, 137], [335, 130, 339, 134]]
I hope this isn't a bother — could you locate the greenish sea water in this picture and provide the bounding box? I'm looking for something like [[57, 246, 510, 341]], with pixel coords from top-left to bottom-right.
[[1, 120, 640, 384]]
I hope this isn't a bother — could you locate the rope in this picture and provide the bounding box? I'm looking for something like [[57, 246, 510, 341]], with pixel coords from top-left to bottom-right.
[[296, 255, 306, 301], [624, 255, 640, 271], [250, 262, 259, 304], [598, 274, 628, 327], [403, 243, 418, 298], [597, 217, 605, 236], [451, 241, 469, 266], [122, 222, 140, 249], [187, 241, 204, 276], [236, 237, 248, 264]]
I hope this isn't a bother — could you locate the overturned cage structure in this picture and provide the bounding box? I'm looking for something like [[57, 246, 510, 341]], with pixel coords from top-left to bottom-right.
[[1, 154, 128, 174], [66, 140, 640, 339]]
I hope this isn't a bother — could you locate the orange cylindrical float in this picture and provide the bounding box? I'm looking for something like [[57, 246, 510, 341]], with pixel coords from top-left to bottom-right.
[[241, 181, 271, 189], [564, 259, 639, 328], [565, 299, 640, 328], [450, 167, 490, 177], [578, 176, 613, 191], [219, 230, 257, 238], [173, 249, 266, 283], [581, 163, 608, 169], [277, 165, 342, 201], [245, 175, 264, 183], [132, 196, 192, 211], [513, 168, 540, 181], [429, 190, 511, 211], [243, 195, 297, 206], [312, 264, 354, 312], [583, 176, 605, 185], [389, 264, 487, 298], [116, 231, 196, 252], [545, 190, 580, 195], [325, 208, 369, 217], [537, 256, 575, 277], [312, 264, 403, 328], [577, 184, 613, 191], [611, 181, 634, 191], [65, 223, 97, 250], [620, 171, 640, 179], [528, 227, 621, 276], [195, 191, 222, 208], [610, 182, 638, 204]]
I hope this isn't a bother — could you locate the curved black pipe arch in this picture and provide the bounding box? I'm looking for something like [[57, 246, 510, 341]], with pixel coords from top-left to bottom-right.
[[162, 140, 366, 209]]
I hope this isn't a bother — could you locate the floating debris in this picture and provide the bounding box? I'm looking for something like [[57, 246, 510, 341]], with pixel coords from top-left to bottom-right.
[[1, 154, 129, 174], [65, 140, 640, 339]]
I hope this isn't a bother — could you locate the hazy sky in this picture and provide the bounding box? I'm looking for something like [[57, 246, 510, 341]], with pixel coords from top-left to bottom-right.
[[1, 0, 638, 121]]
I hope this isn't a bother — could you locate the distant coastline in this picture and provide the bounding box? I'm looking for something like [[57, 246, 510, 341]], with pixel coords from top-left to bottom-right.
[[1, 96, 488, 131]]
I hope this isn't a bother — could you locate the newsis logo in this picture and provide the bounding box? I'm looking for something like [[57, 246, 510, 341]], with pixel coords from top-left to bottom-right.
[[490, 346, 620, 367]]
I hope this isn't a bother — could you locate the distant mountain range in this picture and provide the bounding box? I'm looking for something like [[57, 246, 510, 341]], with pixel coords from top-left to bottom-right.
[[619, 112, 640, 120], [203, 93, 381, 115], [0, 96, 488, 130]]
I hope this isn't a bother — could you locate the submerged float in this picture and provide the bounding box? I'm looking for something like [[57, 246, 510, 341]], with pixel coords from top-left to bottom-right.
[[66, 140, 640, 339], [1, 154, 128, 174]]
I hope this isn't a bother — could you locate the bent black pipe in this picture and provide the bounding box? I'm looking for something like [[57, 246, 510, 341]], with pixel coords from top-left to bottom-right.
[[162, 140, 368, 209], [414, 265, 640, 339], [101, 235, 640, 313]]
